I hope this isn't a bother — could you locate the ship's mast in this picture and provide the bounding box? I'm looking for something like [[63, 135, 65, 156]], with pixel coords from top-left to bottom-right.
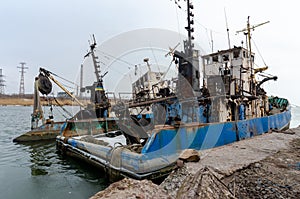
[[186, 0, 194, 57], [236, 17, 270, 95], [174, 0, 199, 93], [85, 35, 110, 118], [90, 34, 101, 81]]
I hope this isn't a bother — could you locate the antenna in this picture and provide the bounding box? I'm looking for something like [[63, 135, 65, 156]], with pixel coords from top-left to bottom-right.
[[80, 64, 83, 97], [210, 30, 214, 53], [0, 68, 5, 95], [224, 8, 231, 49], [17, 62, 28, 96], [92, 34, 97, 45]]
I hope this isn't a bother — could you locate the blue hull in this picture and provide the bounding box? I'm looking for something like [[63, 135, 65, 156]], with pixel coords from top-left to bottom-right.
[[142, 108, 291, 155]]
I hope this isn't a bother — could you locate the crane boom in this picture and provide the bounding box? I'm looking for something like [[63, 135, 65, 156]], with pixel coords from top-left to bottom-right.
[[39, 68, 85, 108]]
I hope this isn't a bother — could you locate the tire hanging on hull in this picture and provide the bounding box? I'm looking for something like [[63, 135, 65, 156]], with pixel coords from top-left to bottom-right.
[[38, 73, 52, 95]]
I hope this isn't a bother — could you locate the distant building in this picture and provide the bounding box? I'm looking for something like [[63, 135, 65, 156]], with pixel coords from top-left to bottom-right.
[[57, 91, 72, 99]]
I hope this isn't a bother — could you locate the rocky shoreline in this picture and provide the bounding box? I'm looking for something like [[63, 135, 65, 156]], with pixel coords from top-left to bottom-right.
[[91, 126, 300, 199]]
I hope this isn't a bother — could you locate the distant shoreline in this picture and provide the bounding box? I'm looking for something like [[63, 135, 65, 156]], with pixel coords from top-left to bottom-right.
[[0, 96, 83, 106]]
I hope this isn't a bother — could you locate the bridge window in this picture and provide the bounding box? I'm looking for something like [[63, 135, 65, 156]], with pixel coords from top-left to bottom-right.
[[212, 56, 218, 62], [233, 50, 240, 58], [223, 54, 229, 61]]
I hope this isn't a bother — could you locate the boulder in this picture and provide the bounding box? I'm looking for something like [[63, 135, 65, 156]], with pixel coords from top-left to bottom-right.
[[179, 149, 200, 162]]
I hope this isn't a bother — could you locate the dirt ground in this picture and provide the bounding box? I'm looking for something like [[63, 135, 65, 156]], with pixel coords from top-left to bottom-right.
[[91, 127, 300, 199]]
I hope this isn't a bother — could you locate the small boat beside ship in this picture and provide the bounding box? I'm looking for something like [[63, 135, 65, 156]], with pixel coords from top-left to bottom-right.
[[13, 122, 65, 142], [55, 0, 291, 182], [13, 36, 113, 142], [13, 72, 67, 142]]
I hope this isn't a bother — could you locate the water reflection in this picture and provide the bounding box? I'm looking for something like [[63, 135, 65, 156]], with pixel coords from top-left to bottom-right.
[[26, 141, 54, 176], [18, 140, 107, 183], [1, 106, 108, 199]]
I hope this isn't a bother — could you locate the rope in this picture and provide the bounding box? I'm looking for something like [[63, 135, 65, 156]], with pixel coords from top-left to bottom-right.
[[150, 46, 161, 73], [49, 71, 78, 86], [59, 82, 76, 90], [54, 106, 68, 119], [252, 38, 267, 67], [53, 96, 74, 118], [175, 3, 183, 51], [99, 50, 134, 72]]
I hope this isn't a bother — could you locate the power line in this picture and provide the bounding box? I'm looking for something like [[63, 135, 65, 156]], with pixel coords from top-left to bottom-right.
[[0, 68, 5, 95], [17, 62, 28, 96]]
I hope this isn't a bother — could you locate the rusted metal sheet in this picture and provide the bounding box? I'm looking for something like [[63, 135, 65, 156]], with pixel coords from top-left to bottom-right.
[[13, 121, 65, 142]]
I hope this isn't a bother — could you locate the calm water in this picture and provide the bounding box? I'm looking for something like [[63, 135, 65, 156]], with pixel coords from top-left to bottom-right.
[[0, 105, 300, 199], [0, 106, 108, 199]]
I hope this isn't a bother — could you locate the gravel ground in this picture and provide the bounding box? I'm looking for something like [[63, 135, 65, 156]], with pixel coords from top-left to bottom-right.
[[90, 178, 170, 199], [224, 138, 300, 198]]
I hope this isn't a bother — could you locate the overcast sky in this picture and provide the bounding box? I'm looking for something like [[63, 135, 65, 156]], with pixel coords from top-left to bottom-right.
[[0, 0, 299, 105]]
